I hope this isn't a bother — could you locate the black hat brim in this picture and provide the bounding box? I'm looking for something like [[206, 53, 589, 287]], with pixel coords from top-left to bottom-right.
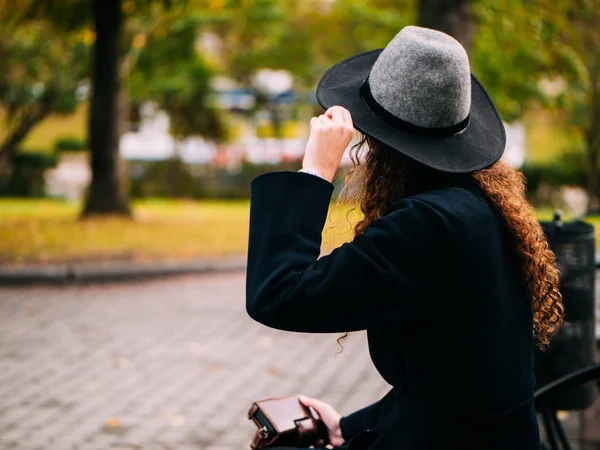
[[315, 49, 506, 174]]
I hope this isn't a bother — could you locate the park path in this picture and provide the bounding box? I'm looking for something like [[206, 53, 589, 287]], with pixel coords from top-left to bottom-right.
[[0, 272, 390, 450], [1, 271, 599, 449]]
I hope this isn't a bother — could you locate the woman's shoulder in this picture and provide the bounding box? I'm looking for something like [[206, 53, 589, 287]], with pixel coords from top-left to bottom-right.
[[386, 182, 497, 228]]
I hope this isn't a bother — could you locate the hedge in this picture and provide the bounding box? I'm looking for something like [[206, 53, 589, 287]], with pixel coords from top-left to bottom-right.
[[54, 136, 87, 152], [0, 151, 58, 197]]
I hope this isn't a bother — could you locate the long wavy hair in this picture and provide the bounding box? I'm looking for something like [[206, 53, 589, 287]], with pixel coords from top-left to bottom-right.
[[334, 132, 564, 351]]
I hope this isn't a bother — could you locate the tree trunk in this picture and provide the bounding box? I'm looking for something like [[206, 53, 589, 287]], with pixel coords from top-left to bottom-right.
[[82, 0, 131, 217], [0, 103, 52, 177], [417, 0, 473, 54], [585, 72, 600, 214], [586, 135, 599, 214], [270, 101, 282, 138]]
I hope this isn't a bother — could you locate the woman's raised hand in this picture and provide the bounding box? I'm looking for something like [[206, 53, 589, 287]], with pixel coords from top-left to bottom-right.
[[298, 394, 345, 447], [302, 105, 354, 183]]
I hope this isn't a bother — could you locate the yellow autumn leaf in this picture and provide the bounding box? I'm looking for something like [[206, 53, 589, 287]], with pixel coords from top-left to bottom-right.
[[106, 417, 120, 428], [208, 363, 226, 373], [266, 366, 282, 376]]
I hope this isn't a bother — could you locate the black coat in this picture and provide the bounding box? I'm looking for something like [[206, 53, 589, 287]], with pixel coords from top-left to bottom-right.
[[246, 170, 541, 450]]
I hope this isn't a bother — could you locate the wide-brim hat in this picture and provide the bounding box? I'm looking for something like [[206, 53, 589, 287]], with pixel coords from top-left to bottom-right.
[[315, 26, 505, 174]]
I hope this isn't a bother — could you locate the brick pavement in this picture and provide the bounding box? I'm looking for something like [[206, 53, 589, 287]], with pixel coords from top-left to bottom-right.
[[0, 272, 390, 450], [1, 272, 599, 450]]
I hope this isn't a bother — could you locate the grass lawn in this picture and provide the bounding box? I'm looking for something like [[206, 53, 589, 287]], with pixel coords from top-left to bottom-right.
[[0, 105, 88, 154], [522, 108, 584, 164], [2, 198, 599, 266], [0, 198, 359, 265]]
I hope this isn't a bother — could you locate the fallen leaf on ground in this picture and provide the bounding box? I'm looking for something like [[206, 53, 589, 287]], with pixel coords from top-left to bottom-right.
[[208, 363, 226, 373], [106, 417, 120, 428], [266, 365, 282, 376]]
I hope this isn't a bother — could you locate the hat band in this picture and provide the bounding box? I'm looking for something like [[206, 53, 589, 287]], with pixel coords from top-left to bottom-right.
[[359, 75, 470, 138]]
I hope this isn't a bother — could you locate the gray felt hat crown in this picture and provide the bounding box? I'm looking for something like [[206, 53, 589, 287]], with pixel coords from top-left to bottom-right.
[[316, 25, 506, 174], [369, 26, 471, 129]]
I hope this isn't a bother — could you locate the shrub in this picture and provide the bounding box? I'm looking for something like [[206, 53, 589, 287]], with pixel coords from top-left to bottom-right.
[[0, 151, 58, 197], [521, 152, 587, 194], [128, 159, 310, 199], [54, 136, 87, 152], [129, 158, 202, 199], [197, 160, 305, 199]]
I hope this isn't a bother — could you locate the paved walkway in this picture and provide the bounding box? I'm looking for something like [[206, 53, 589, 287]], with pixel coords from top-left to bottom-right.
[[1, 272, 599, 449], [0, 272, 390, 450]]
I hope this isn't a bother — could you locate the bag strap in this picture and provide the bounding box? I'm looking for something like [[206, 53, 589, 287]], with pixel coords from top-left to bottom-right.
[[250, 426, 269, 449], [295, 417, 312, 438]]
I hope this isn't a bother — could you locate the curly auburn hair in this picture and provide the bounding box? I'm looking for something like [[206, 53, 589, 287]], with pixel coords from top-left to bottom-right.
[[333, 132, 564, 351]]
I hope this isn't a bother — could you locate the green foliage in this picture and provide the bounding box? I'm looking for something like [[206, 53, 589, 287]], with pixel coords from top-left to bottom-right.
[[208, 0, 413, 86], [544, 1, 600, 135], [0, 6, 90, 165], [0, 151, 58, 197], [543, 0, 599, 204], [202, 159, 302, 198], [4, 0, 597, 205], [472, 0, 600, 201], [0, 18, 89, 115], [128, 16, 227, 142], [209, 0, 287, 82], [471, 0, 558, 121], [20, 0, 185, 30], [129, 159, 303, 199], [129, 158, 202, 198], [522, 151, 587, 195], [54, 135, 87, 152]]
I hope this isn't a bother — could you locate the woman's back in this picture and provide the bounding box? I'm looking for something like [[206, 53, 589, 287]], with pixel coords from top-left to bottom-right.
[[343, 184, 540, 449], [395, 185, 536, 412]]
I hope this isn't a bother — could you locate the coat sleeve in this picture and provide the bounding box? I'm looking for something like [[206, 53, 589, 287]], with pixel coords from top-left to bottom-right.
[[245, 170, 451, 333], [339, 388, 396, 440]]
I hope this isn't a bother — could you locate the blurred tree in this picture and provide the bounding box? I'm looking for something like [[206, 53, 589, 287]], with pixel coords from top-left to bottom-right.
[[128, 13, 226, 142], [551, 0, 600, 211], [208, 0, 413, 86], [129, 16, 227, 196], [470, 0, 559, 122], [0, 4, 89, 177], [207, 0, 286, 85], [24, 0, 217, 214], [7, 0, 595, 210], [471, 0, 599, 211], [304, 0, 414, 86], [206, 0, 413, 134], [417, 0, 473, 52], [82, 0, 131, 215], [83, 0, 229, 214]]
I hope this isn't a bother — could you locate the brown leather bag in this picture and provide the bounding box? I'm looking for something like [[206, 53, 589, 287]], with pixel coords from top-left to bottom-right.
[[247, 394, 330, 449]]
